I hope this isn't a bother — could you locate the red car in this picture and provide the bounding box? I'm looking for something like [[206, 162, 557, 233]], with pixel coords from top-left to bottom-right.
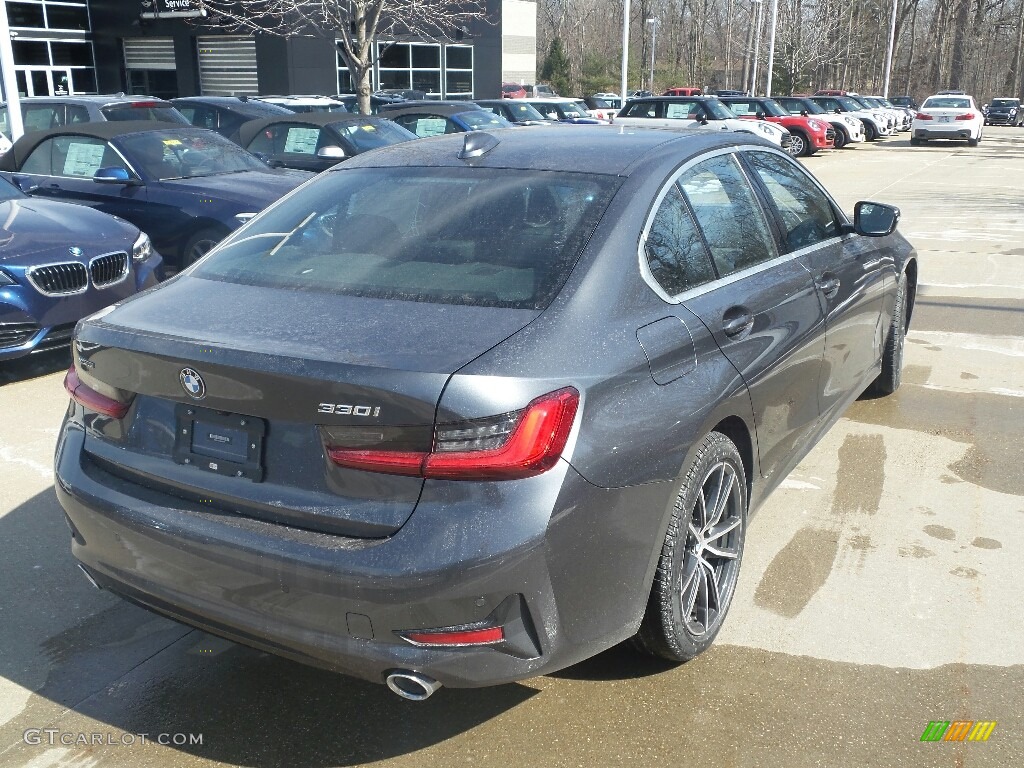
[[663, 86, 703, 96], [502, 83, 527, 99], [719, 96, 835, 156]]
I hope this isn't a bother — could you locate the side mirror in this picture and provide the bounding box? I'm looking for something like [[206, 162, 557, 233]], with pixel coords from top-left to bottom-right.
[[835, 108, 842, 115], [698, 116, 709, 125], [93, 167, 138, 185], [11, 174, 38, 194], [316, 145, 347, 160], [756, 111, 766, 119], [853, 201, 900, 237], [800, 110, 809, 117]]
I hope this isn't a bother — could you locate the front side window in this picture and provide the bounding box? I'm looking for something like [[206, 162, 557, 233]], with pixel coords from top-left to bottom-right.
[[745, 151, 838, 252], [247, 123, 322, 156], [678, 153, 777, 276], [392, 114, 451, 137], [645, 184, 716, 295], [455, 111, 511, 130], [666, 102, 701, 119], [21, 135, 127, 177], [194, 167, 620, 310]]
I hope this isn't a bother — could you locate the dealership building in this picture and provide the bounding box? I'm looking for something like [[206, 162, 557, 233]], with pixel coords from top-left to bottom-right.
[[2, 0, 537, 101]]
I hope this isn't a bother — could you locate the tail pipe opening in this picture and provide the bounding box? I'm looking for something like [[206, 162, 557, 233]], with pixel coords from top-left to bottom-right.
[[385, 671, 442, 701]]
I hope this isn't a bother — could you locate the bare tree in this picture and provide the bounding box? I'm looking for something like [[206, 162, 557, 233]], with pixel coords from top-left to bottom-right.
[[197, 0, 488, 113]]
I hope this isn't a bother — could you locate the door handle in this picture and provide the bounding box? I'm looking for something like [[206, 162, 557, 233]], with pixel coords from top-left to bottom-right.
[[817, 276, 841, 298], [722, 309, 754, 337]]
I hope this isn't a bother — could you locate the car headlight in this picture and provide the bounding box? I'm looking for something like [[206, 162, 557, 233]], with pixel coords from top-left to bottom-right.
[[131, 232, 152, 263], [235, 212, 258, 224], [0, 269, 16, 287], [807, 119, 824, 131], [756, 122, 774, 136], [1010, 108, 1018, 115]]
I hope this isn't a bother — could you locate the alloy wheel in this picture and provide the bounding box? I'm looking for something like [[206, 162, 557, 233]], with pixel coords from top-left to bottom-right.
[[679, 460, 744, 636]]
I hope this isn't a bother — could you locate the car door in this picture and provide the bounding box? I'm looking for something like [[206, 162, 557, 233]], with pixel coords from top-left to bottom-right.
[[15, 134, 149, 223], [674, 150, 826, 480], [742, 149, 890, 412]]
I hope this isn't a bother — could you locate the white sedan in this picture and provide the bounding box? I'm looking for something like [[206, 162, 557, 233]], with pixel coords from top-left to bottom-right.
[[911, 94, 984, 146]]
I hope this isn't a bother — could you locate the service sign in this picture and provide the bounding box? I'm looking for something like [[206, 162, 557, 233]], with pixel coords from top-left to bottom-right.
[[139, 0, 206, 19]]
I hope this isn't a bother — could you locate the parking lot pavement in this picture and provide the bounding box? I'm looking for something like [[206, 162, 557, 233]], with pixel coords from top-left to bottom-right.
[[1, 132, 1022, 768]]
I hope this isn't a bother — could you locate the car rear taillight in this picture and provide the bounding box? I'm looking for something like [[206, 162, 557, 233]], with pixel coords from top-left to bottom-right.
[[327, 387, 579, 481], [64, 366, 132, 418], [131, 101, 160, 108], [955, 112, 976, 121], [916, 113, 934, 121]]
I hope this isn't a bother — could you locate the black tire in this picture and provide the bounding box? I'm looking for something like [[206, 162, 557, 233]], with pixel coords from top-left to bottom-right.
[[910, 138, 922, 146], [863, 120, 878, 141], [181, 226, 228, 268], [832, 127, 847, 149], [871, 273, 908, 396], [634, 432, 747, 662]]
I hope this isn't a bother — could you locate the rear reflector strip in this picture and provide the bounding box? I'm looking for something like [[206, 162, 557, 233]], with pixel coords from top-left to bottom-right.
[[64, 366, 131, 419], [400, 626, 505, 647]]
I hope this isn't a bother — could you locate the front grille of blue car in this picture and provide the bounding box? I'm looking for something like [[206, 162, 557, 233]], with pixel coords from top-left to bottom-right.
[[28, 262, 89, 296], [89, 252, 129, 288]]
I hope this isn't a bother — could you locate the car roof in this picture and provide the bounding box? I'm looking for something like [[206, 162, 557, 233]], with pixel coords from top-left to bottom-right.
[[0, 94, 175, 108], [627, 95, 723, 102], [378, 103, 484, 117], [0, 121, 202, 171], [235, 112, 388, 146], [335, 124, 764, 177]]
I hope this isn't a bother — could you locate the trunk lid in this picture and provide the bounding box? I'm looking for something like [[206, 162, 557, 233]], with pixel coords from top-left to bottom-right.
[[75, 275, 539, 537]]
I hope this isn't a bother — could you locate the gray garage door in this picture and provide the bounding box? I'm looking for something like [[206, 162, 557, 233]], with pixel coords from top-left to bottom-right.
[[197, 36, 258, 96]]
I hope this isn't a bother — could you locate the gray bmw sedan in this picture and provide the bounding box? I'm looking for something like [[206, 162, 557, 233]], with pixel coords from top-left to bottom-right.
[[56, 126, 915, 699]]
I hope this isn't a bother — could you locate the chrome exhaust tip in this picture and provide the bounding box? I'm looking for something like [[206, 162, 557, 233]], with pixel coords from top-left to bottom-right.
[[385, 670, 442, 701], [77, 564, 101, 590]]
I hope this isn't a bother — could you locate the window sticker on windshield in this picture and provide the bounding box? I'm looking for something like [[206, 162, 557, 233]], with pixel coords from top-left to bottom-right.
[[63, 142, 106, 177], [414, 118, 448, 138], [163, 139, 183, 146], [284, 127, 320, 154]]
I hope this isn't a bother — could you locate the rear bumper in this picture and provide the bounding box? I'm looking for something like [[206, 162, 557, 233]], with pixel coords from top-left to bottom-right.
[[56, 421, 672, 688], [914, 126, 977, 139]]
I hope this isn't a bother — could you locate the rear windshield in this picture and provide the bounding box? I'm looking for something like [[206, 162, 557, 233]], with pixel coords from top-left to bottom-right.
[[922, 97, 971, 109], [195, 167, 619, 310], [101, 104, 189, 123]]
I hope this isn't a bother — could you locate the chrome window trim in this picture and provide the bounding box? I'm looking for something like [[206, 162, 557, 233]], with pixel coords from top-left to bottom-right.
[[89, 250, 130, 289], [26, 259, 89, 296]]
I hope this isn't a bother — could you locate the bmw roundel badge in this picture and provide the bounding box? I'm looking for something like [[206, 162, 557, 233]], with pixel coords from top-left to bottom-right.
[[69, 246, 83, 258], [180, 368, 206, 400]]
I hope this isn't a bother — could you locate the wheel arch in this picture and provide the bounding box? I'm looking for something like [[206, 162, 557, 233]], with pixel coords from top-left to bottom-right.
[[711, 414, 755, 503], [903, 257, 918, 330]]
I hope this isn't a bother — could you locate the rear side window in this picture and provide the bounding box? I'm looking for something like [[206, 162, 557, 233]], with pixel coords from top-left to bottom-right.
[[195, 167, 620, 310], [745, 151, 838, 251], [678, 153, 777, 276], [23, 105, 61, 132], [645, 184, 716, 295]]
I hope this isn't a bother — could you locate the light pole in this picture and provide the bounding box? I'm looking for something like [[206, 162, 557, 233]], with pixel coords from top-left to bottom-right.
[[764, 0, 779, 96], [0, 0, 24, 140], [646, 18, 658, 92], [882, 0, 898, 97], [750, 0, 763, 96], [620, 0, 631, 102]]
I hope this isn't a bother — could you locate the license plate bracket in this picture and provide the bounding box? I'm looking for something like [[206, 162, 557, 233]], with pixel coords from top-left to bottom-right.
[[173, 404, 266, 482]]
